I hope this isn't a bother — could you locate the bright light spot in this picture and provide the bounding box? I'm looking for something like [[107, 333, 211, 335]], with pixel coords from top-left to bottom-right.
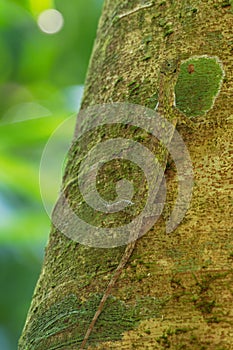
[[63, 85, 84, 112], [37, 9, 64, 34]]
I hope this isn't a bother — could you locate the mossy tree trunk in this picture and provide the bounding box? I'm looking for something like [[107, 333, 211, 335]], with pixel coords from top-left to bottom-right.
[[19, 0, 233, 349]]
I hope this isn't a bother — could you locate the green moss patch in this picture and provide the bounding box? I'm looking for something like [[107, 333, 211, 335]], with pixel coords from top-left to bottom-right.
[[175, 56, 224, 117], [23, 293, 166, 349], [221, 0, 233, 8], [23, 294, 82, 349]]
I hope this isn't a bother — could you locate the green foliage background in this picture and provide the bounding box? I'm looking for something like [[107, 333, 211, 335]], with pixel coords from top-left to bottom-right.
[[0, 1, 103, 348]]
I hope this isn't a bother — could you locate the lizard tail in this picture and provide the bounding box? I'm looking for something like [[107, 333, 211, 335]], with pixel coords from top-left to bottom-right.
[[80, 241, 136, 349]]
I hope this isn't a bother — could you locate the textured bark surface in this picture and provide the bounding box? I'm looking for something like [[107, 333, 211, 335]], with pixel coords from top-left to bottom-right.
[[19, 0, 233, 349]]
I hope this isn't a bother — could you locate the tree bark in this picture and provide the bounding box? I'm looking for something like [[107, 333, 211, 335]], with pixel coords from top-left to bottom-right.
[[19, 0, 233, 349]]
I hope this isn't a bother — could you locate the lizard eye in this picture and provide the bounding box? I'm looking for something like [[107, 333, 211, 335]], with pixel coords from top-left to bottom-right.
[[161, 59, 177, 74]]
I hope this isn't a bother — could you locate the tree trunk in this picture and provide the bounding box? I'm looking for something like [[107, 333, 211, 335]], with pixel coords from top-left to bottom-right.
[[19, 0, 233, 349]]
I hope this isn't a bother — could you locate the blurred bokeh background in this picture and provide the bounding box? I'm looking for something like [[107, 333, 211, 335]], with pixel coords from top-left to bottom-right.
[[0, 0, 103, 348]]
